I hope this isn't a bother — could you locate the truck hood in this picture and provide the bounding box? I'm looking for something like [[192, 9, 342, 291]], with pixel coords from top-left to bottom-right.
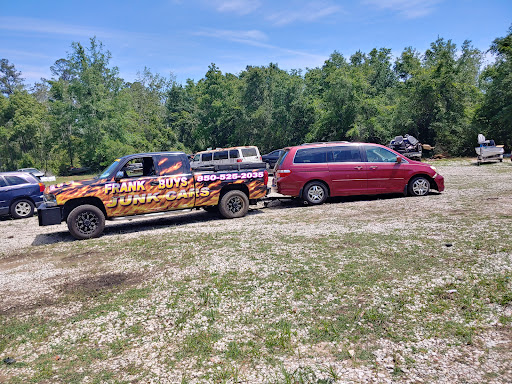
[[46, 178, 103, 195]]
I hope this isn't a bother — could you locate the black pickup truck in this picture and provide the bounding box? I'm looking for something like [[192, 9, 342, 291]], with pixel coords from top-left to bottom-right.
[[38, 151, 269, 239]]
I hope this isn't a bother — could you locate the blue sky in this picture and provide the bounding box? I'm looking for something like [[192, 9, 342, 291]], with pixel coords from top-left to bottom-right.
[[1, 0, 511, 85]]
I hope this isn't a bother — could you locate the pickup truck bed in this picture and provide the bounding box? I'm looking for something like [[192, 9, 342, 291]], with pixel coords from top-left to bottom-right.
[[38, 152, 268, 239]]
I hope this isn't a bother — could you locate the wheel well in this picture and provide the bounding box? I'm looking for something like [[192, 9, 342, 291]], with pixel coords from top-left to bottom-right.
[[10, 196, 35, 208], [301, 179, 330, 198], [409, 174, 437, 190], [63, 197, 107, 221], [219, 184, 249, 200]]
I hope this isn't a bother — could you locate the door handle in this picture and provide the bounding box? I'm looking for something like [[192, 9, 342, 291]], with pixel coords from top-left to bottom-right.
[[150, 180, 159, 186], [369, 166, 378, 170], [354, 166, 363, 170]]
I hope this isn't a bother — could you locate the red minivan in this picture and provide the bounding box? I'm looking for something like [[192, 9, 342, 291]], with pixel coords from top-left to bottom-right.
[[274, 142, 444, 204]]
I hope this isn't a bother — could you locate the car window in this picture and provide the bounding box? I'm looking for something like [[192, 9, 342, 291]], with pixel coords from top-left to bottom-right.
[[229, 150, 240, 159], [241, 148, 258, 157], [365, 146, 398, 162], [328, 146, 362, 162], [193, 154, 200, 162], [0, 177, 6, 187], [294, 148, 327, 164], [202, 153, 213, 161], [121, 157, 155, 178], [214, 151, 228, 160], [156, 155, 187, 175], [5, 175, 29, 186]]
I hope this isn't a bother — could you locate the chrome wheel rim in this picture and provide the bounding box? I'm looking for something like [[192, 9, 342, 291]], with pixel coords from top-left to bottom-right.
[[227, 196, 243, 213], [76, 211, 99, 235], [15, 201, 32, 217], [412, 179, 429, 196], [307, 185, 324, 202]]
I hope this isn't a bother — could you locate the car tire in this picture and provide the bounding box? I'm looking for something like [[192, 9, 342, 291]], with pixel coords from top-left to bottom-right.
[[10, 199, 35, 219], [67, 204, 105, 240], [218, 190, 249, 219], [303, 181, 328, 205], [408, 176, 430, 197]]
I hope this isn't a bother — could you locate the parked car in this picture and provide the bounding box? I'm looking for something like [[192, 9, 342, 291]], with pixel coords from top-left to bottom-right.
[[0, 172, 45, 219], [17, 167, 45, 179], [191, 146, 262, 169], [274, 142, 444, 205], [262, 149, 284, 169]]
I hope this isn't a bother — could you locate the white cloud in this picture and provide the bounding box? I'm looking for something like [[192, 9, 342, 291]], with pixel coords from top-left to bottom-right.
[[0, 17, 154, 41], [363, 0, 442, 19], [266, 2, 342, 26], [194, 28, 268, 42], [194, 28, 326, 62], [212, 0, 262, 15]]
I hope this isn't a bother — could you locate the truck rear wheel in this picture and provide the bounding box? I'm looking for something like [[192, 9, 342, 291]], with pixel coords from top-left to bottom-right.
[[67, 204, 105, 240], [218, 190, 249, 219]]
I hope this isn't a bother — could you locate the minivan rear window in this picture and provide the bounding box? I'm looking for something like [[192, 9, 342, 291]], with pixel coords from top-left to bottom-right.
[[328, 146, 362, 162], [294, 148, 327, 163], [241, 148, 258, 157]]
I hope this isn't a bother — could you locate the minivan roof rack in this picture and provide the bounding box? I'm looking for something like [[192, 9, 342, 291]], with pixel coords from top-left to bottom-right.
[[300, 141, 350, 145]]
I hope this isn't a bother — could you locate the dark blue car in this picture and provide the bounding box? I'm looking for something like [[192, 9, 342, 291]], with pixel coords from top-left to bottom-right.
[[262, 149, 284, 169], [0, 172, 45, 219]]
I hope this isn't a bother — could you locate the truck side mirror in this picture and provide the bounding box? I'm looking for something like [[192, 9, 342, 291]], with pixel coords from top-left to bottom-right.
[[115, 171, 124, 181], [396, 156, 402, 164]]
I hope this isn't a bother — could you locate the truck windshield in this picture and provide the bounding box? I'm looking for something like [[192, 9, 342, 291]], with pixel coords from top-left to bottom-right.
[[98, 160, 120, 179]]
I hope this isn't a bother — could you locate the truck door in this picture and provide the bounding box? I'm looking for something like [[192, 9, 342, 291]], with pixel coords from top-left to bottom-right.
[[154, 154, 196, 210], [104, 156, 164, 217]]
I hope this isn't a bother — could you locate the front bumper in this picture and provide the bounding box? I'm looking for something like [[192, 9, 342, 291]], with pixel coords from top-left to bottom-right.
[[434, 174, 445, 192], [37, 203, 63, 226]]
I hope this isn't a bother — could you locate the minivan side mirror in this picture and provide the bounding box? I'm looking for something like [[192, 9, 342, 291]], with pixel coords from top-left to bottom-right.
[[396, 156, 402, 164]]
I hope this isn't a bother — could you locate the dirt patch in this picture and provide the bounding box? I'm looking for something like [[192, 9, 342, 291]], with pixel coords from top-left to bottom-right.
[[57, 272, 144, 298], [0, 293, 56, 317], [0, 272, 144, 317]]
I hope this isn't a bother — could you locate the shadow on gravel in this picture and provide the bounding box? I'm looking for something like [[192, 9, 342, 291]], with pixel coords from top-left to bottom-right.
[[30, 192, 442, 246], [31, 208, 265, 246], [262, 192, 442, 210]]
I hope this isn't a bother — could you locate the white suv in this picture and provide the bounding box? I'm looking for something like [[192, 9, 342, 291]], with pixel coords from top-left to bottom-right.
[[191, 146, 262, 169]]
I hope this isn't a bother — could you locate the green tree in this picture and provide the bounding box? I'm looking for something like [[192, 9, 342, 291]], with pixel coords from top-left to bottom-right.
[[476, 26, 512, 149], [0, 59, 25, 96]]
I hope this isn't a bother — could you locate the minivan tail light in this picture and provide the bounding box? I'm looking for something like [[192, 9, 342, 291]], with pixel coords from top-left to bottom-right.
[[39, 183, 45, 192], [237, 159, 243, 163], [276, 169, 292, 178], [264, 170, 268, 186]]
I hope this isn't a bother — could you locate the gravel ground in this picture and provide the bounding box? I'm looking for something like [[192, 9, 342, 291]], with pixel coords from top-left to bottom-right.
[[1, 158, 511, 383]]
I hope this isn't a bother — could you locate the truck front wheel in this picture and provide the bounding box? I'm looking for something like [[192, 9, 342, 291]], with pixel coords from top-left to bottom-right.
[[67, 204, 105, 240], [218, 190, 249, 219]]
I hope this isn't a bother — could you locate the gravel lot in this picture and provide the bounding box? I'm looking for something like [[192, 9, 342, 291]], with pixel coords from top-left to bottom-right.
[[1, 158, 511, 383]]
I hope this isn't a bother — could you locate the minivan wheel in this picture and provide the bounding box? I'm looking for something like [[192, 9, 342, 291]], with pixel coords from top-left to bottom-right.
[[67, 204, 105, 240], [408, 176, 430, 197], [10, 199, 35, 219], [218, 190, 249, 219], [303, 181, 328, 205]]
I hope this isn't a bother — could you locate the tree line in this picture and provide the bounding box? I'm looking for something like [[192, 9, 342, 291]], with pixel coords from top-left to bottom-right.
[[1, 28, 511, 174]]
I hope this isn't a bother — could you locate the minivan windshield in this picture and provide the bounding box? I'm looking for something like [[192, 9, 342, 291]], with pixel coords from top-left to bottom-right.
[[275, 149, 289, 169]]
